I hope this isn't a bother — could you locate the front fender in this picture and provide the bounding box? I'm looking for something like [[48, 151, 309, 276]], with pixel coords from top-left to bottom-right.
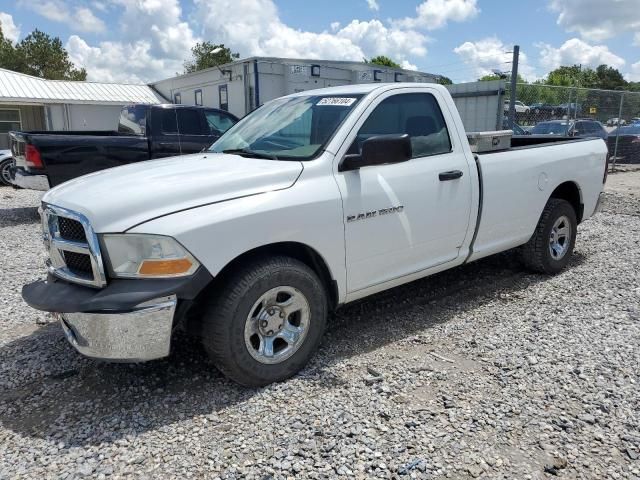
[[127, 174, 347, 303]]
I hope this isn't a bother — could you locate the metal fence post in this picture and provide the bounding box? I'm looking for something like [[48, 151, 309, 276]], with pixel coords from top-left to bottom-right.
[[565, 89, 572, 135], [508, 45, 519, 130], [612, 93, 624, 172], [495, 81, 504, 130]]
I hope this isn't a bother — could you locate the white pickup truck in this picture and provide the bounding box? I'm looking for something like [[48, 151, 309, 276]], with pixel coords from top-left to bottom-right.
[[22, 84, 607, 386]]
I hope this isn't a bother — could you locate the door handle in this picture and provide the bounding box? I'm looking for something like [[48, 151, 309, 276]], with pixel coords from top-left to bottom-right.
[[439, 170, 463, 181]]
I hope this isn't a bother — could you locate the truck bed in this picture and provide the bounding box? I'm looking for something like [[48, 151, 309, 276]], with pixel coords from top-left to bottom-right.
[[10, 130, 150, 187], [470, 136, 607, 262]]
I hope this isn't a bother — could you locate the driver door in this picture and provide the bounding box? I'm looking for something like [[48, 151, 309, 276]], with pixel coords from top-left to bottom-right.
[[333, 89, 474, 294]]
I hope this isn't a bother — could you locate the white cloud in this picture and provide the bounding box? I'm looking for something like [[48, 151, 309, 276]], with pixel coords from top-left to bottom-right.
[[0, 12, 20, 42], [67, 36, 169, 83], [537, 38, 626, 71], [19, 0, 106, 33], [67, 0, 201, 83], [401, 59, 418, 71], [453, 37, 536, 82], [91, 1, 108, 12], [549, 0, 640, 41], [75, 7, 107, 32], [628, 61, 640, 82], [64, 0, 442, 83], [195, 0, 428, 67], [337, 19, 428, 59], [395, 0, 478, 30], [634, 33, 640, 47], [366, 0, 379, 12]]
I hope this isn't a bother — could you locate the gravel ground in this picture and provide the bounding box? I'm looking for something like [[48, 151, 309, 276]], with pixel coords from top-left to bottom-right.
[[0, 173, 639, 480]]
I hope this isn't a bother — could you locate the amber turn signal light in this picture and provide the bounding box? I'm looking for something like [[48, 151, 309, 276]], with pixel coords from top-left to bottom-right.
[[138, 258, 193, 276]]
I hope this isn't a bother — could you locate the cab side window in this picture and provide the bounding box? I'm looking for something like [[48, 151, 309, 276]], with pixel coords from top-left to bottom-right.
[[160, 109, 178, 134], [177, 109, 207, 135], [351, 93, 452, 158]]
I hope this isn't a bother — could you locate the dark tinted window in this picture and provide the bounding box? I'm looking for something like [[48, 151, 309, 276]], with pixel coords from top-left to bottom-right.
[[118, 105, 147, 135], [353, 93, 451, 158], [159, 109, 178, 134], [177, 109, 206, 135]]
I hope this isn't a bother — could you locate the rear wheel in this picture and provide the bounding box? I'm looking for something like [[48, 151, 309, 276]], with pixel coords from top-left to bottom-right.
[[201, 256, 327, 387], [521, 198, 577, 274], [0, 158, 13, 186]]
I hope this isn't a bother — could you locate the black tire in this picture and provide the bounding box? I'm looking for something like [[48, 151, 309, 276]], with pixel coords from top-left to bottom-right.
[[201, 256, 327, 387], [0, 157, 13, 186], [521, 198, 577, 274]]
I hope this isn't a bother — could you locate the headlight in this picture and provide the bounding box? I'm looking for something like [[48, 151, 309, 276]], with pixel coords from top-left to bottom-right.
[[102, 234, 200, 278]]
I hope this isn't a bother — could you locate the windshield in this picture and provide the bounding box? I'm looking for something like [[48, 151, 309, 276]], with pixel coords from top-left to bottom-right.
[[531, 122, 570, 135], [210, 94, 363, 160]]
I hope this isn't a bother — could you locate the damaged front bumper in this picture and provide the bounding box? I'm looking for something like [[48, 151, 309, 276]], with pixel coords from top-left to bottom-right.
[[22, 268, 212, 362], [57, 295, 177, 361]]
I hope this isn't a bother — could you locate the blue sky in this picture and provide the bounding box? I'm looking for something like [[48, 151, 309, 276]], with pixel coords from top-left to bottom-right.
[[1, 0, 639, 84]]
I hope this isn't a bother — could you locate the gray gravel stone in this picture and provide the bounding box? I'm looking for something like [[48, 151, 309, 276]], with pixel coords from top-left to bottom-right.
[[1, 170, 639, 478]]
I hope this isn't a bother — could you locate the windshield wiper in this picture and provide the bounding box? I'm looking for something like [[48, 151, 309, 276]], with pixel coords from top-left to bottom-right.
[[222, 148, 278, 160]]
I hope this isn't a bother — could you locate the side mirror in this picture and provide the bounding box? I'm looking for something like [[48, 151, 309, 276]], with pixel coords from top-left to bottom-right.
[[340, 134, 412, 172]]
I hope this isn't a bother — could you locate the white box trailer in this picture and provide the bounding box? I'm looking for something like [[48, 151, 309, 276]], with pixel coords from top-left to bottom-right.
[[151, 56, 438, 118]]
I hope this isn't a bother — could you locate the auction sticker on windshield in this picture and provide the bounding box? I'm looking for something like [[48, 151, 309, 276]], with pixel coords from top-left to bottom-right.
[[317, 97, 357, 106]]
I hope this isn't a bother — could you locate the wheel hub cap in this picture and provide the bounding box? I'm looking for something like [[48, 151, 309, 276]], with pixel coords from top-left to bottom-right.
[[244, 286, 310, 365], [258, 307, 284, 336], [549, 215, 571, 260]]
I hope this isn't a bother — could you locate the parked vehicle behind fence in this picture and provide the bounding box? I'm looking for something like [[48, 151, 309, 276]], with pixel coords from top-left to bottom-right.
[[607, 124, 640, 163], [530, 119, 607, 141], [504, 100, 530, 114], [606, 118, 627, 127], [22, 83, 607, 386], [9, 104, 238, 191]]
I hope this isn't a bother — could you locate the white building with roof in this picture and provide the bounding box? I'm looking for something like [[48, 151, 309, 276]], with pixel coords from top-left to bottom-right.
[[151, 56, 438, 119], [0, 68, 166, 148]]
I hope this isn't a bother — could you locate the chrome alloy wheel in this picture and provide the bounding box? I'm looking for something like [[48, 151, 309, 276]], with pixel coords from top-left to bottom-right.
[[549, 215, 572, 260], [244, 286, 310, 365]]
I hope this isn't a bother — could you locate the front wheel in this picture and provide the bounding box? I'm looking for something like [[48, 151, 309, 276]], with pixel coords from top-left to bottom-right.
[[521, 198, 577, 274], [201, 256, 327, 387]]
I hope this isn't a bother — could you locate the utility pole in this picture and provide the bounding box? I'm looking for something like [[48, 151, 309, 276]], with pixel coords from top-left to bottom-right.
[[508, 45, 520, 130]]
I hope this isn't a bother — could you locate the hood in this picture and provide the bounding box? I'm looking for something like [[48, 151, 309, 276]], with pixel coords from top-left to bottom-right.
[[43, 153, 303, 232]]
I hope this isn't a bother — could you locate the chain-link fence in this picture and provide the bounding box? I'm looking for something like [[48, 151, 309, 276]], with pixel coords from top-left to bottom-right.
[[504, 83, 640, 169]]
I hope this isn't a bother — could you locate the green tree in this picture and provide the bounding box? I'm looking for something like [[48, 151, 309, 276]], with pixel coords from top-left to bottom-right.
[[0, 27, 86, 80], [366, 55, 401, 69], [478, 73, 502, 81], [546, 65, 597, 88], [0, 26, 24, 72], [184, 42, 239, 73], [543, 64, 627, 90], [594, 64, 626, 90], [437, 75, 453, 85], [479, 73, 526, 83]]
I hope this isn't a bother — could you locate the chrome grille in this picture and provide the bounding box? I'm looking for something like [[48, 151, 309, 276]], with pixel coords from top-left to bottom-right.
[[58, 217, 87, 242], [63, 251, 93, 276], [41, 204, 106, 288]]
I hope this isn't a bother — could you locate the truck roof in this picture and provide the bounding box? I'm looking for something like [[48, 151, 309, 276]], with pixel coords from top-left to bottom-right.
[[286, 82, 445, 98]]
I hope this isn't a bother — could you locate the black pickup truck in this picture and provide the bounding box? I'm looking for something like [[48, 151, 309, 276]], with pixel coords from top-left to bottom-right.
[[9, 104, 238, 190]]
